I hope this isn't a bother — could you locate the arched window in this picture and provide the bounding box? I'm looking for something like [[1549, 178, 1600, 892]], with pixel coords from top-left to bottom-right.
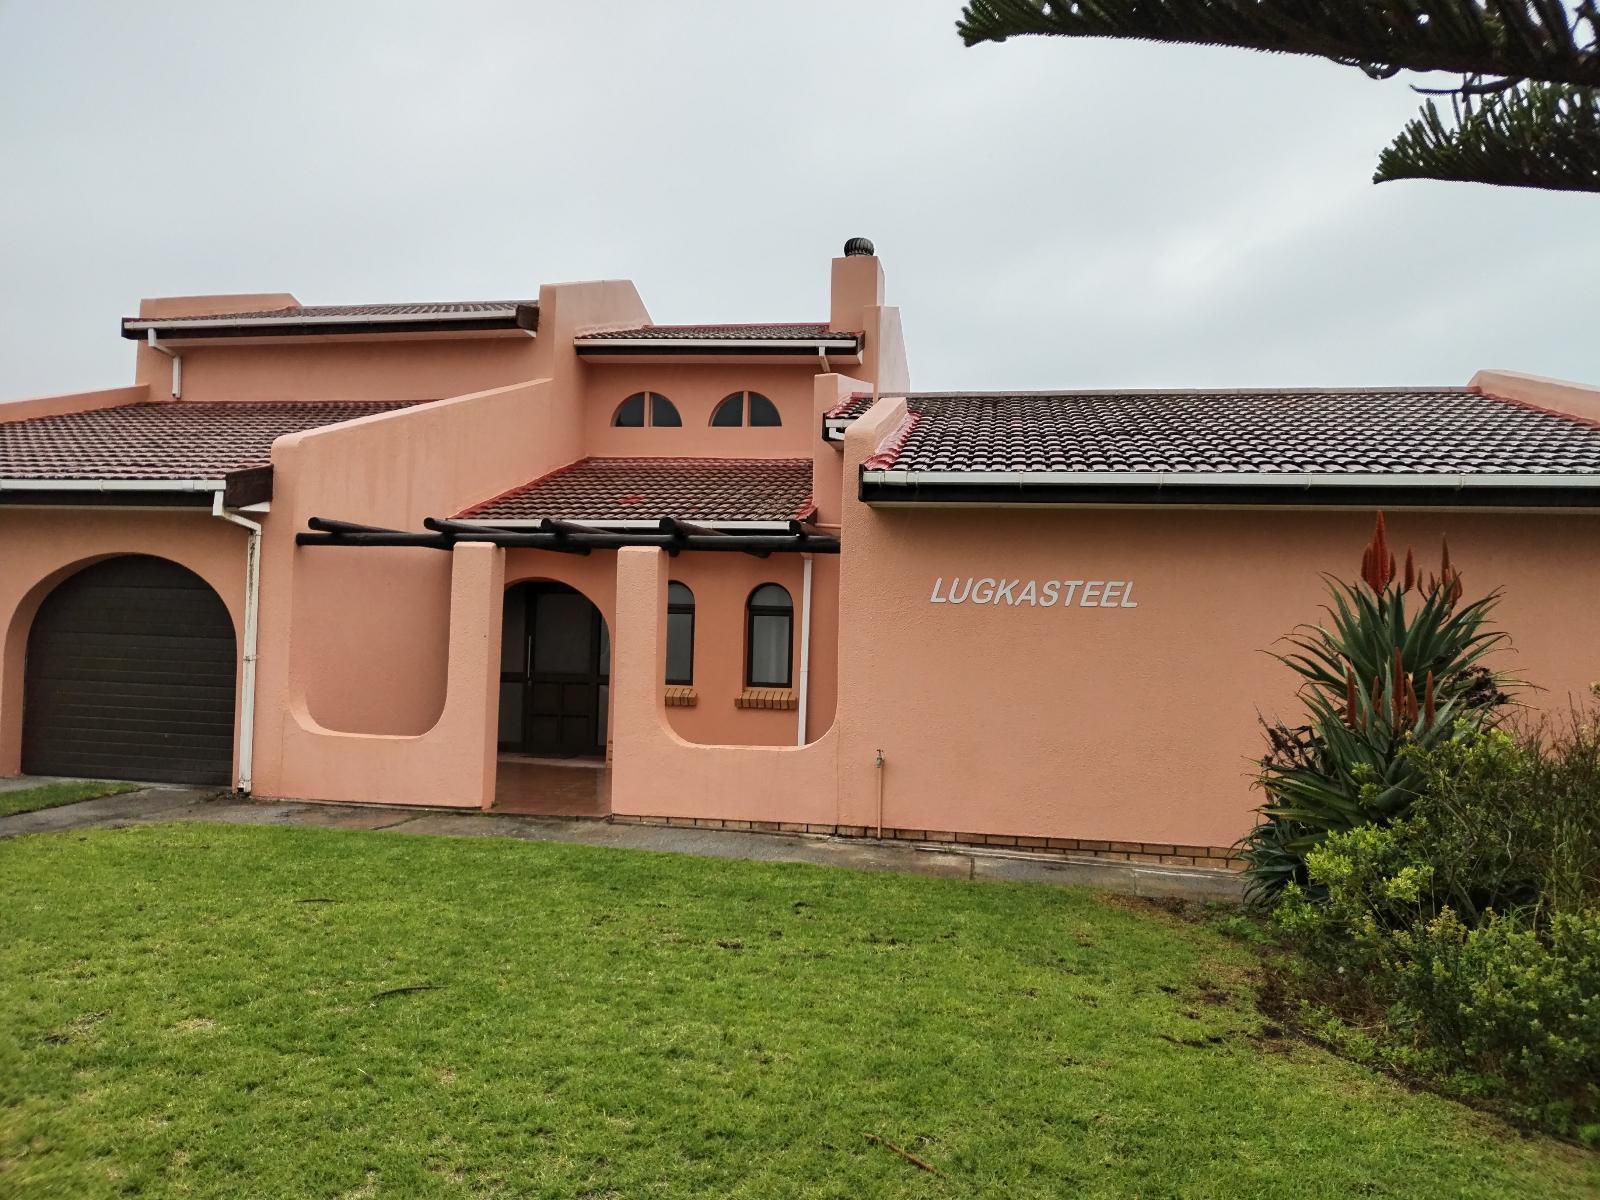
[[745, 583, 793, 688], [710, 391, 781, 428], [666, 582, 695, 685], [613, 391, 682, 428]]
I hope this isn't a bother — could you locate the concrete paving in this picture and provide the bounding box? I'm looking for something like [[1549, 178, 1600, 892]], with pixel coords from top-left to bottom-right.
[[0, 784, 1243, 901]]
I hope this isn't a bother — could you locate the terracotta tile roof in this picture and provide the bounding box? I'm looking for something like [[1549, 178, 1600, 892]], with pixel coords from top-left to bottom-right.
[[862, 389, 1600, 477], [0, 400, 418, 480], [825, 393, 877, 420], [459, 457, 816, 523], [580, 323, 852, 341], [128, 301, 532, 324]]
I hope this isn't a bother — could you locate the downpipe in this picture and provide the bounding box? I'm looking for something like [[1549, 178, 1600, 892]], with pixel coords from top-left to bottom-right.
[[146, 329, 182, 398], [796, 552, 813, 746], [212, 492, 261, 795]]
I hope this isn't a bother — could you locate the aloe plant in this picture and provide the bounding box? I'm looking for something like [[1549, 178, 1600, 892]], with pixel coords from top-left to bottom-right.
[[1241, 514, 1513, 905]]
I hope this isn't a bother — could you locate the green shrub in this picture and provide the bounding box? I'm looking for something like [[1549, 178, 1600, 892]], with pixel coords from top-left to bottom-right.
[[1242, 514, 1512, 904], [1271, 721, 1600, 1135]]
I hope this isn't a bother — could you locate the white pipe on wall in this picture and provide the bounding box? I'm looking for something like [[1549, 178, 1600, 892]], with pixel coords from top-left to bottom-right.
[[796, 553, 813, 746], [211, 493, 262, 794], [146, 329, 182, 398]]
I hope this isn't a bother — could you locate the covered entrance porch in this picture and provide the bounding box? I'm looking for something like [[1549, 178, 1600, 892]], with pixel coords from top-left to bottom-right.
[[495, 579, 612, 816]]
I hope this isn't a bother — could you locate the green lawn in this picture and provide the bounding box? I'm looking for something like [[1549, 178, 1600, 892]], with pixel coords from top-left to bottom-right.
[[2, 826, 1595, 1199], [0, 779, 138, 819]]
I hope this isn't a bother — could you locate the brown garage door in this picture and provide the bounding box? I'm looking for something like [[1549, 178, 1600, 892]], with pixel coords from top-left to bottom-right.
[[23, 555, 237, 786]]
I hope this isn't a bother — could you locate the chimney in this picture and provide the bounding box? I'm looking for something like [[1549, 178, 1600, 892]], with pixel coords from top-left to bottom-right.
[[829, 237, 884, 334]]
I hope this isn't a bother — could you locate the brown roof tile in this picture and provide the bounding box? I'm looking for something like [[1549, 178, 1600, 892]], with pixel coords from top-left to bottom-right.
[[0, 400, 419, 480], [862, 389, 1600, 476], [459, 457, 815, 523]]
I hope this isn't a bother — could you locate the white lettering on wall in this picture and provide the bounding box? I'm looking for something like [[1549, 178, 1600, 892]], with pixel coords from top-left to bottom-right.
[[927, 578, 1141, 609]]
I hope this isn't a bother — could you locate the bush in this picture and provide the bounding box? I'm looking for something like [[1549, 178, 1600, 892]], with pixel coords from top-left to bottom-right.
[[1272, 719, 1600, 1136], [1241, 513, 1512, 904]]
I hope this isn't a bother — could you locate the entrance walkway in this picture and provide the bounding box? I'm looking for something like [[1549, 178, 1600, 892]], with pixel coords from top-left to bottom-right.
[[0, 785, 1242, 901]]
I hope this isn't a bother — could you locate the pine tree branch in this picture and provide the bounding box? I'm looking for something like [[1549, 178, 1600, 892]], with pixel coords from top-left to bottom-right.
[[956, 1, 1600, 86], [1376, 82, 1600, 189]]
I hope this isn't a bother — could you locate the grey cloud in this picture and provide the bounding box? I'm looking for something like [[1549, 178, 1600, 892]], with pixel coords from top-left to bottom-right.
[[1, 0, 1593, 398]]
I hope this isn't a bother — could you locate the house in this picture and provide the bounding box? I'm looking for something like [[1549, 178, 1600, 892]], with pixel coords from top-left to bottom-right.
[[5, 240, 1600, 870]]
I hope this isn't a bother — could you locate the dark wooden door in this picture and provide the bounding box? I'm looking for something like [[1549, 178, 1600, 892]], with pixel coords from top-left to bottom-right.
[[498, 583, 608, 758], [22, 556, 237, 785]]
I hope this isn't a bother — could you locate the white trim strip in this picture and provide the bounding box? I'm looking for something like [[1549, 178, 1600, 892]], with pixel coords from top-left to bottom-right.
[[0, 478, 226, 492], [125, 310, 522, 332], [575, 337, 860, 351], [859, 469, 1600, 489]]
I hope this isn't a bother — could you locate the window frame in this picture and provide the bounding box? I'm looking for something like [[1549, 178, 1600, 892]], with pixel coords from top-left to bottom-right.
[[666, 581, 695, 686], [613, 391, 681, 428], [744, 583, 794, 688], [710, 390, 782, 428]]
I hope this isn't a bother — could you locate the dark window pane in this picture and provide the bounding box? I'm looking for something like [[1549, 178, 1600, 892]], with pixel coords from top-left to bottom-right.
[[597, 684, 608, 749], [749, 613, 791, 686], [650, 394, 682, 427], [498, 682, 524, 746], [598, 619, 610, 676], [500, 587, 526, 673], [747, 392, 781, 427], [666, 611, 694, 684], [614, 393, 646, 427], [710, 394, 744, 427], [750, 583, 791, 611], [533, 592, 593, 674], [667, 581, 693, 608]]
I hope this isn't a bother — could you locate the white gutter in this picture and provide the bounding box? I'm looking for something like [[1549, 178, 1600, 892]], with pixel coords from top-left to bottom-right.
[[211, 493, 262, 795], [859, 468, 1600, 490], [146, 329, 182, 398], [796, 553, 813, 747], [575, 337, 860, 352], [126, 309, 524, 332], [0, 478, 225, 492]]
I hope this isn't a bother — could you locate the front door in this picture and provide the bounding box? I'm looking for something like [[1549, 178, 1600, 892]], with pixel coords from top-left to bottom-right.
[[499, 583, 609, 757]]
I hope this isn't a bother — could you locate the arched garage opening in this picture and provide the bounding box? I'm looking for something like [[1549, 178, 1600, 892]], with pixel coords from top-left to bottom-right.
[[23, 555, 237, 785]]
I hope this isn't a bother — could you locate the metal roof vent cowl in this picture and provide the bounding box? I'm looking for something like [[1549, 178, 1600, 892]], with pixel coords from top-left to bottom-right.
[[843, 237, 875, 257]]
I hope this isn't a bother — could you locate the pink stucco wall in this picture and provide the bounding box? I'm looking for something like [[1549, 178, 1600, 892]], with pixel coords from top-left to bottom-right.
[[609, 546, 840, 824], [580, 363, 825, 460]]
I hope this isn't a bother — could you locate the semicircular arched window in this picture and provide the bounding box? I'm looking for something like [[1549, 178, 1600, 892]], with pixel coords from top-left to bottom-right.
[[613, 391, 682, 428], [710, 391, 781, 428]]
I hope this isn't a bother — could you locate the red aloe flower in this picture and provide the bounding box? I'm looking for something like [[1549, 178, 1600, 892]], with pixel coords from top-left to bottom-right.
[[1424, 670, 1436, 725], [1403, 547, 1416, 593], [1361, 513, 1394, 592], [1344, 668, 1359, 728]]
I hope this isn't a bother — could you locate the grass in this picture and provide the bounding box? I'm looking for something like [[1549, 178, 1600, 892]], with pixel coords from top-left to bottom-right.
[[2, 825, 1596, 1199], [0, 780, 138, 819]]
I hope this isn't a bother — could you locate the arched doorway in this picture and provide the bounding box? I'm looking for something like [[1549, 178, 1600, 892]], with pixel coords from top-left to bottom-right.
[[23, 555, 237, 785], [498, 581, 609, 758]]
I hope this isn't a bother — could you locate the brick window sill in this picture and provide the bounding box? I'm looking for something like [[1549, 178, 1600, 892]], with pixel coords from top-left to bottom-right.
[[736, 687, 797, 711], [664, 686, 698, 708]]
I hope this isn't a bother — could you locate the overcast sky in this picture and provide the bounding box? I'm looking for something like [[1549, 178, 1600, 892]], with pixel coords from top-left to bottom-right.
[[1, 1, 1594, 398]]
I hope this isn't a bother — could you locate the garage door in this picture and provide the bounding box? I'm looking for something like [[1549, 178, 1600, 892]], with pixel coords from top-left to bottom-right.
[[23, 555, 237, 786]]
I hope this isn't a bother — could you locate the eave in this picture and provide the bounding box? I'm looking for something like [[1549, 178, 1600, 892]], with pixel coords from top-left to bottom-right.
[[121, 305, 539, 343], [575, 335, 862, 365], [859, 469, 1600, 510]]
